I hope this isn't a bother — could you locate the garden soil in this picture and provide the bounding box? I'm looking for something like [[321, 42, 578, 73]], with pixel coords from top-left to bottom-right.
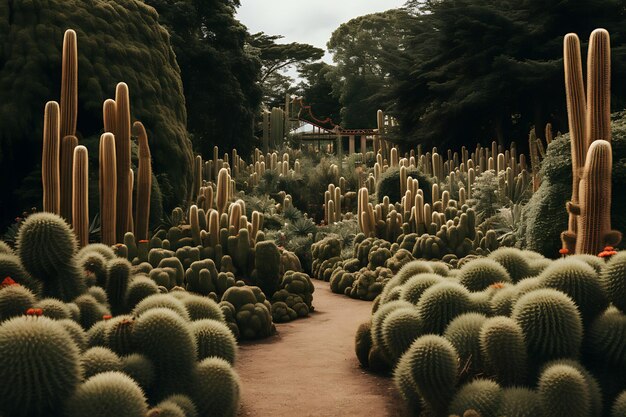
[[236, 280, 411, 417]]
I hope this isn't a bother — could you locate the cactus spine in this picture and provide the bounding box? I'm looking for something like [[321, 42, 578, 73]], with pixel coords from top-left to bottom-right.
[[42, 101, 61, 214], [99, 133, 117, 245], [72, 145, 89, 247], [133, 122, 152, 240]]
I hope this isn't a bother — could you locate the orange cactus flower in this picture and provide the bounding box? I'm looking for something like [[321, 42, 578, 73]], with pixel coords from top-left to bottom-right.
[[490, 282, 506, 289], [102, 315, 113, 320], [1, 277, 18, 287]]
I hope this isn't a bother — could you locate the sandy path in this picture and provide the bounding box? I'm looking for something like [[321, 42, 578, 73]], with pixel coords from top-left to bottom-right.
[[236, 280, 409, 417]]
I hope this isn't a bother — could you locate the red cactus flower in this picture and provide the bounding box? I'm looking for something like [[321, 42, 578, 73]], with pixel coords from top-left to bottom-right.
[[559, 248, 569, 255], [26, 308, 36, 315], [490, 282, 506, 289], [103, 315, 113, 320], [1, 277, 18, 287], [139, 240, 149, 244], [604, 246, 615, 251], [599, 250, 617, 258]]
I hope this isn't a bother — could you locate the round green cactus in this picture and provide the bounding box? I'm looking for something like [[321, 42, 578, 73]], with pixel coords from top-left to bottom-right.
[[87, 319, 108, 347], [64, 371, 149, 417], [87, 285, 109, 305], [0, 316, 81, 417], [585, 306, 626, 371], [191, 318, 237, 364], [602, 251, 626, 314], [538, 258, 608, 323], [221, 286, 258, 310], [417, 281, 473, 334], [537, 363, 590, 417], [16, 212, 85, 301], [541, 359, 603, 417], [381, 306, 423, 363], [428, 261, 451, 277], [355, 320, 373, 368], [371, 300, 415, 353], [125, 275, 160, 310], [479, 316, 527, 386], [235, 302, 273, 340], [121, 353, 155, 392], [133, 293, 190, 321], [612, 391, 626, 417], [106, 257, 132, 315], [489, 285, 519, 316], [132, 307, 197, 399], [149, 401, 186, 417], [448, 378, 503, 417], [399, 273, 443, 305], [469, 288, 497, 316], [488, 247, 532, 282], [58, 318, 88, 352], [0, 240, 13, 254], [0, 283, 35, 321], [280, 270, 315, 308], [271, 301, 297, 323], [498, 387, 541, 417], [192, 357, 241, 417], [512, 288, 582, 361], [0, 253, 41, 294], [181, 293, 225, 322], [219, 301, 240, 340], [392, 351, 424, 414], [443, 312, 488, 381], [74, 294, 111, 330], [160, 394, 198, 417], [380, 260, 434, 302], [77, 243, 116, 261], [35, 297, 71, 320], [457, 258, 512, 292], [569, 254, 605, 274], [403, 334, 459, 416], [81, 346, 123, 379], [78, 251, 109, 287], [104, 315, 135, 356]]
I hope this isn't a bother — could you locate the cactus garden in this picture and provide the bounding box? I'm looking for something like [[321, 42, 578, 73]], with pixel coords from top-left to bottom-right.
[[1, 1, 626, 416]]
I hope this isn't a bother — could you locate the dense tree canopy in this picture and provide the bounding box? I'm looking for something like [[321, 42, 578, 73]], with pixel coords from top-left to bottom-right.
[[326, 9, 414, 128], [145, 0, 263, 157], [296, 62, 342, 126], [248, 32, 324, 108], [0, 0, 193, 230], [388, 0, 626, 150]]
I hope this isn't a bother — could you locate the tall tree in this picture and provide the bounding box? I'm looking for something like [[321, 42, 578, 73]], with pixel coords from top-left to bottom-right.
[[247, 32, 324, 108], [296, 62, 342, 126], [391, 0, 626, 150], [145, 0, 263, 156]]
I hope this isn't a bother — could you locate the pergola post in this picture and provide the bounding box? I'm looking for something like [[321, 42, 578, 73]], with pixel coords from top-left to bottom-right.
[[348, 135, 355, 154], [360, 136, 367, 155]]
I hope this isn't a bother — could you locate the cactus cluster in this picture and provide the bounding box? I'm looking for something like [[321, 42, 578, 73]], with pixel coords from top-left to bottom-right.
[[355, 247, 626, 416]]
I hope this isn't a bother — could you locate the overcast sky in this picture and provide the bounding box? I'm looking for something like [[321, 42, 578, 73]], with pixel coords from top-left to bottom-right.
[[236, 0, 407, 66]]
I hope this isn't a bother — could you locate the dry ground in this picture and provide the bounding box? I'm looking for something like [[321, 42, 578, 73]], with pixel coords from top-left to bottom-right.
[[236, 280, 410, 417]]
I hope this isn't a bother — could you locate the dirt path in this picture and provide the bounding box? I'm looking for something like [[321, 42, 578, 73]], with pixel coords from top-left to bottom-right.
[[236, 280, 409, 417]]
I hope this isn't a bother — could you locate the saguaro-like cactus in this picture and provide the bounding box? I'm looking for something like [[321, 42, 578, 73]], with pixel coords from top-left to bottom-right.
[[115, 83, 132, 242], [72, 145, 89, 247], [216, 168, 230, 215], [133, 122, 152, 241], [562, 29, 616, 254], [60, 135, 78, 222], [42, 101, 61, 214], [566, 140, 621, 254], [100, 133, 117, 245]]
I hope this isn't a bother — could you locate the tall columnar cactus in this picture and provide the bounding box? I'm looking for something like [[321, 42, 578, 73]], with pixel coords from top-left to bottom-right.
[[99, 133, 117, 245], [114, 82, 132, 242], [217, 168, 230, 215], [262, 110, 270, 154], [60, 135, 78, 222], [59, 29, 78, 221], [565, 140, 621, 254], [72, 145, 89, 247], [42, 101, 61, 214], [134, 122, 152, 241], [562, 33, 587, 250], [562, 29, 619, 254]]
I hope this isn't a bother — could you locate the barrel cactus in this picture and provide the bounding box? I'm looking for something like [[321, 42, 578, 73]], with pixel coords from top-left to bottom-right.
[[457, 258, 512, 292], [191, 319, 237, 364], [448, 378, 503, 417], [537, 363, 591, 417], [416, 281, 473, 334], [81, 346, 123, 379], [191, 357, 241, 417]]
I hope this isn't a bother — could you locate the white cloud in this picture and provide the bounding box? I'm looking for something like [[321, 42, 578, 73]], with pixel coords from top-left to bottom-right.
[[237, 0, 407, 64]]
